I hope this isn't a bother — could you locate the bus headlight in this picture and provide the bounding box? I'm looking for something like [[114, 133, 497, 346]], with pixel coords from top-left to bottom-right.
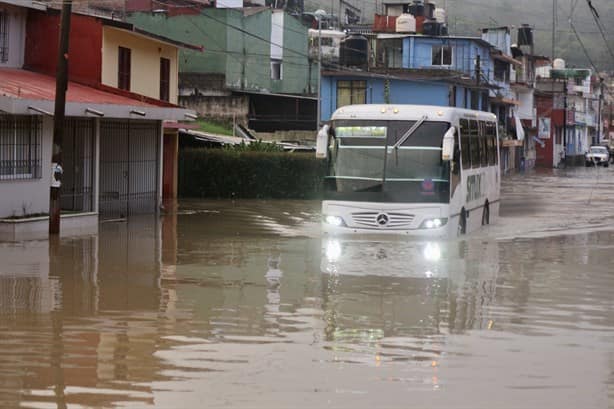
[[420, 218, 448, 229], [324, 215, 346, 227]]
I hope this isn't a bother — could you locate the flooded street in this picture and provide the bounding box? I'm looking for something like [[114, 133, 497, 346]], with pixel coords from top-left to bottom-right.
[[1, 167, 614, 409]]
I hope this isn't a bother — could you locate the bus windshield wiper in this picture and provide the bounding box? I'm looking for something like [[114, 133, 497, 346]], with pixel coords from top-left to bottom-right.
[[391, 115, 428, 150]]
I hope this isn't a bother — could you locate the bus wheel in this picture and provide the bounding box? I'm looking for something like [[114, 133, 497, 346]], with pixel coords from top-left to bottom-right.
[[458, 209, 467, 235], [482, 202, 490, 225]]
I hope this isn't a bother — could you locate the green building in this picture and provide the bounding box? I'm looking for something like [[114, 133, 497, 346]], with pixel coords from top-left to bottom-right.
[[128, 8, 318, 131]]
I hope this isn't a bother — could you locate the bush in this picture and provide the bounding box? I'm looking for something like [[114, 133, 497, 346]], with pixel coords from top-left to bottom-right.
[[179, 148, 327, 199]]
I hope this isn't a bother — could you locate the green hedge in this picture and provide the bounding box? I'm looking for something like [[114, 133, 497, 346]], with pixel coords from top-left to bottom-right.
[[179, 148, 327, 199]]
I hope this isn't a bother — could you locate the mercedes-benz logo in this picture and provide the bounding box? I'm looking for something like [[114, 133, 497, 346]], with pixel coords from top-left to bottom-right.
[[376, 213, 389, 226]]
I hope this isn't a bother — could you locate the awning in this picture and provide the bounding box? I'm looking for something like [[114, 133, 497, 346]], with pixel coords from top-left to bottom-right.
[[492, 52, 522, 66], [0, 68, 196, 121], [490, 96, 520, 106]]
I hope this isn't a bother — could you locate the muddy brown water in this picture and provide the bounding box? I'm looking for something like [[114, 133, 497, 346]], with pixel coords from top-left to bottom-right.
[[1, 167, 614, 408]]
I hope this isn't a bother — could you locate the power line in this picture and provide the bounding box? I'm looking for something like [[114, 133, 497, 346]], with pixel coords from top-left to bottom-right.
[[568, 19, 598, 71], [583, 0, 614, 66]]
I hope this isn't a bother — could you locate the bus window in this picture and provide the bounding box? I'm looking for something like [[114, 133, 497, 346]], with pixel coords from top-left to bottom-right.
[[486, 122, 497, 165], [480, 121, 488, 166], [470, 119, 480, 168], [460, 119, 471, 169]]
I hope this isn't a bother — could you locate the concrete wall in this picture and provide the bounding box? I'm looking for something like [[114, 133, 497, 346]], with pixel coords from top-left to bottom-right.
[[25, 11, 103, 87], [179, 95, 249, 123], [406, 37, 492, 79], [0, 116, 52, 219], [254, 130, 316, 144], [0, 4, 26, 68], [128, 11, 228, 76], [102, 26, 179, 104]]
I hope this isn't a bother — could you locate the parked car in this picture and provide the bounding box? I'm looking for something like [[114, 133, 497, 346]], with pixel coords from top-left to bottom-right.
[[602, 138, 614, 160], [585, 145, 610, 167]]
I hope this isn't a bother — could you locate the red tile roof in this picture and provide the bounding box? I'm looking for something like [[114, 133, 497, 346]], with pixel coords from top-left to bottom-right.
[[0, 67, 155, 107]]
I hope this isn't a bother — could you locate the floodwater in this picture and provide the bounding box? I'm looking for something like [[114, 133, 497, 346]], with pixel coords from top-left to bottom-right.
[[1, 166, 614, 409]]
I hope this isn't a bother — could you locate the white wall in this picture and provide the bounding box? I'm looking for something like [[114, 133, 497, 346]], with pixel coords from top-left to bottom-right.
[[270, 11, 284, 60], [0, 4, 26, 68], [516, 89, 534, 121], [0, 116, 52, 218]]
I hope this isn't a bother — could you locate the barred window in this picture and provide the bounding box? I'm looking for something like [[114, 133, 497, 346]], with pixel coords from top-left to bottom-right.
[[0, 116, 42, 180], [337, 80, 366, 108], [0, 10, 8, 63]]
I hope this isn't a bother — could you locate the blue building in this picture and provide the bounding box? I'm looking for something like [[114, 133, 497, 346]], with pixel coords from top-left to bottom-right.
[[320, 32, 517, 124]]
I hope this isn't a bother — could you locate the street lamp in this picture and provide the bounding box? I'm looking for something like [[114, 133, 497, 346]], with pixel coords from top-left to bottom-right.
[[315, 9, 326, 131]]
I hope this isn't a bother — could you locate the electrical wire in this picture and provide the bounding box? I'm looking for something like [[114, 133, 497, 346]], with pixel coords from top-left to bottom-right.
[[583, 0, 614, 65]]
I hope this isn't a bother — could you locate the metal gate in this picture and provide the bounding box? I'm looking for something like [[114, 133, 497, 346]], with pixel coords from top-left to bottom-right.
[[60, 118, 94, 213], [99, 120, 160, 219]]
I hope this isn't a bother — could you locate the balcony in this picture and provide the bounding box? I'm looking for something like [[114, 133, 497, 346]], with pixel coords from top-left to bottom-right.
[[373, 15, 398, 33]]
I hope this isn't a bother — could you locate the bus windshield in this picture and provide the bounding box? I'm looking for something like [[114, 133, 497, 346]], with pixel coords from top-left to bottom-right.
[[325, 120, 451, 203]]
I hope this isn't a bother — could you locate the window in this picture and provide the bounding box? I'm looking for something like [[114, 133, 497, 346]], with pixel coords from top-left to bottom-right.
[[460, 119, 471, 169], [432, 45, 452, 66], [481, 91, 489, 112], [0, 116, 42, 180], [118, 46, 131, 91], [494, 60, 509, 82], [485, 121, 497, 165], [380, 39, 403, 68], [469, 119, 480, 168], [159, 57, 170, 102], [271, 59, 282, 80], [470, 90, 479, 110], [0, 10, 8, 63], [479, 121, 488, 166], [337, 80, 367, 108]]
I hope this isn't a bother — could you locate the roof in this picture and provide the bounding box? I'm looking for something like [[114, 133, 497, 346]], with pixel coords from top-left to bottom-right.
[[331, 104, 497, 122], [371, 33, 493, 48], [492, 52, 522, 66], [101, 19, 204, 51], [0, 0, 47, 10], [0, 68, 195, 120], [322, 68, 498, 90]]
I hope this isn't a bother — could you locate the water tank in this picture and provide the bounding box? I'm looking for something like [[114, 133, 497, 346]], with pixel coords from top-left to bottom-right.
[[424, 2, 435, 19], [518, 24, 533, 46], [434, 7, 446, 23], [396, 14, 416, 33], [423, 20, 443, 36], [340, 35, 368, 68], [408, 0, 424, 17], [553, 58, 565, 70]]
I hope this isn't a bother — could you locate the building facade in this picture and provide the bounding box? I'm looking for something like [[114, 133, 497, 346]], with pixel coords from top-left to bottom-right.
[[128, 7, 318, 131], [0, 1, 195, 238]]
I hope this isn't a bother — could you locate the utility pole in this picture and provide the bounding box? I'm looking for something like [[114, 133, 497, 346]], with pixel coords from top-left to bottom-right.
[[49, 0, 72, 235], [597, 77, 604, 144], [316, 12, 323, 130]]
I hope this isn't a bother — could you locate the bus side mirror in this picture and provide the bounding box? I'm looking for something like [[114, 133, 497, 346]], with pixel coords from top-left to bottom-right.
[[316, 124, 330, 159], [441, 126, 455, 161]]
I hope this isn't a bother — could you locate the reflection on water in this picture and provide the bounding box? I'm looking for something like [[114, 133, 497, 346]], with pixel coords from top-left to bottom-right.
[[0, 197, 613, 408]]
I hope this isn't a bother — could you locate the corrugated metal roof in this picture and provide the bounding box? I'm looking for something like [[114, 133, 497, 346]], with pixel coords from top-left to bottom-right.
[[0, 68, 154, 106], [0, 68, 196, 120]]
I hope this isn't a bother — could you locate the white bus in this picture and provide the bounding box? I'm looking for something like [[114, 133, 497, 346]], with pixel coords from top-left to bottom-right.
[[316, 104, 500, 237]]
